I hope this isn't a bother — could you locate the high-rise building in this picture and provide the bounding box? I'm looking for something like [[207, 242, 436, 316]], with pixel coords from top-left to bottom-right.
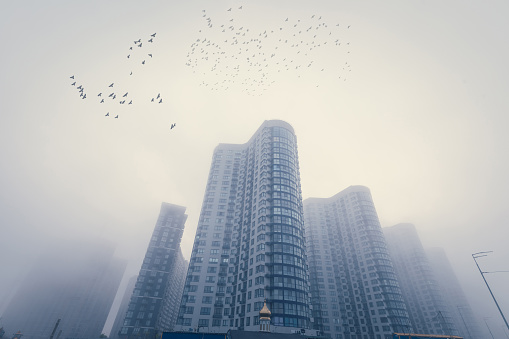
[[383, 224, 457, 336], [119, 203, 188, 338], [110, 276, 138, 339], [304, 186, 412, 339], [1, 239, 126, 339], [425, 247, 483, 339], [176, 120, 311, 333]]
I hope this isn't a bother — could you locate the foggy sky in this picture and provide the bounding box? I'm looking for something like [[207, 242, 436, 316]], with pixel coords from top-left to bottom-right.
[[1, 1, 508, 338]]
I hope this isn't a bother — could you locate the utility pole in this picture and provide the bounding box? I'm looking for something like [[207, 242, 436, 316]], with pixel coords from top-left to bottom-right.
[[472, 252, 509, 332]]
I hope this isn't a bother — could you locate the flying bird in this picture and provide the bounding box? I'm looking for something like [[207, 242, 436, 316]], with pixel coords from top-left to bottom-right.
[[71, 82, 76, 86], [227, 8, 231, 11], [123, 92, 128, 97], [239, 6, 242, 9], [148, 38, 153, 43], [159, 99, 162, 103], [114, 115, 118, 118], [70, 75, 74, 79], [128, 100, 132, 105], [109, 83, 114, 87], [142, 60, 145, 64], [171, 123, 176, 129], [100, 99, 105, 103], [98, 93, 102, 96], [105, 112, 109, 116], [151, 33, 156, 37], [156, 93, 160, 99], [148, 54, 152, 58]]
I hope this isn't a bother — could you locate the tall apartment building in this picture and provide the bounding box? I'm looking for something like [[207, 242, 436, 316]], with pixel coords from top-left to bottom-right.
[[383, 224, 457, 336], [119, 203, 188, 338], [304, 186, 412, 339], [176, 120, 311, 333], [425, 247, 483, 339], [1, 239, 126, 339]]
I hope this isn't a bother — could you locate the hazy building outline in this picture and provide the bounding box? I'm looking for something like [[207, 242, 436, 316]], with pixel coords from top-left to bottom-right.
[[383, 224, 456, 336], [304, 186, 412, 339], [425, 247, 484, 339], [1, 239, 126, 339]]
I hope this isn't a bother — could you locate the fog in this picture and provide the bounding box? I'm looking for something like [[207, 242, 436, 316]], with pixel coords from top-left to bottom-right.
[[0, 1, 508, 338]]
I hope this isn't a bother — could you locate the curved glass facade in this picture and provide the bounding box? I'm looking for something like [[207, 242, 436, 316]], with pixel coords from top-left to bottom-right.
[[266, 126, 310, 329]]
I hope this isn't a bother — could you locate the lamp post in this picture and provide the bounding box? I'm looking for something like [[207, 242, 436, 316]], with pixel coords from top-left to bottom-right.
[[472, 251, 509, 331]]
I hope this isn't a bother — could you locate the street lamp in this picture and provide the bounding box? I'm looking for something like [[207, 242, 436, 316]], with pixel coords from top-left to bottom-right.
[[472, 251, 509, 331]]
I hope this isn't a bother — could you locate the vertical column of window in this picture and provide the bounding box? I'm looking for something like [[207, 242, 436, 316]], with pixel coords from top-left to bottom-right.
[[265, 126, 310, 329]]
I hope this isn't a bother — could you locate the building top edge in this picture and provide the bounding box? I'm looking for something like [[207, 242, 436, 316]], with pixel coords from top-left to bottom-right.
[[161, 202, 187, 212], [214, 120, 296, 151], [303, 185, 371, 203]]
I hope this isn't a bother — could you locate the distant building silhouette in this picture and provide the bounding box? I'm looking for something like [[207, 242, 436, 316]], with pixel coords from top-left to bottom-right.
[[425, 247, 483, 339], [383, 224, 457, 336], [304, 186, 413, 339], [1, 239, 126, 339], [119, 203, 188, 338]]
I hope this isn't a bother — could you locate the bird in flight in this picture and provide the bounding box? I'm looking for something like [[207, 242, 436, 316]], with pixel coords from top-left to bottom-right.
[[227, 8, 231, 11], [148, 38, 153, 43], [156, 93, 160, 99], [105, 112, 109, 116], [115, 115, 119, 118], [151, 33, 156, 37], [98, 93, 102, 97], [142, 60, 145, 65], [100, 99, 105, 103], [148, 54, 152, 58], [123, 92, 128, 97], [170, 123, 176, 129], [239, 6, 242, 9], [109, 83, 114, 87], [71, 82, 76, 86], [128, 100, 132, 105], [70, 75, 74, 79], [159, 99, 162, 103]]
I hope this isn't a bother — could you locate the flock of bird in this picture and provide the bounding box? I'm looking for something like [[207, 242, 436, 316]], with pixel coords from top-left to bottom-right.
[[69, 5, 353, 125], [69, 33, 175, 129], [186, 6, 352, 95]]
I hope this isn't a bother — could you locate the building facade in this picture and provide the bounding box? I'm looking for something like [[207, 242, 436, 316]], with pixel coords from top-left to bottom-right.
[[1, 239, 126, 339], [425, 247, 483, 339], [304, 186, 412, 339], [176, 120, 311, 333], [119, 203, 188, 338], [383, 224, 457, 336]]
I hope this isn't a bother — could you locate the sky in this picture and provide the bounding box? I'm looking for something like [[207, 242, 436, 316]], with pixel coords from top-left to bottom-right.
[[0, 0, 508, 337]]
